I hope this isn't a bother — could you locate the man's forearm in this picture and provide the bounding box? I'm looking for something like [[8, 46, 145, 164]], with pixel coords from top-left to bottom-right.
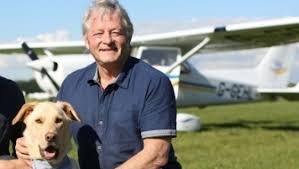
[[0, 159, 30, 169], [115, 138, 171, 169], [0, 160, 18, 169]]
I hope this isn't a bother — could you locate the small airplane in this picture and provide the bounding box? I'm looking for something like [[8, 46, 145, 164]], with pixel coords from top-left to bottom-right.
[[1, 17, 299, 131]]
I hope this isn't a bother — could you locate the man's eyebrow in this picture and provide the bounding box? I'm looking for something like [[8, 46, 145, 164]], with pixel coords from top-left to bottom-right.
[[111, 27, 123, 30]]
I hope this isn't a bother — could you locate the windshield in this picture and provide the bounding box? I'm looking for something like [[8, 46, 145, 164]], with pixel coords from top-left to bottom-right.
[[140, 49, 178, 67]]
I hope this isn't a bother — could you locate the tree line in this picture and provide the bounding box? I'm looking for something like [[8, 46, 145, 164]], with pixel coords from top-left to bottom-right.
[[16, 79, 43, 94]]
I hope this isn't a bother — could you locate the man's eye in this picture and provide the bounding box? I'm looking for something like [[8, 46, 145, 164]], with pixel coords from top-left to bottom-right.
[[92, 32, 103, 37], [112, 31, 120, 34], [111, 31, 123, 36]]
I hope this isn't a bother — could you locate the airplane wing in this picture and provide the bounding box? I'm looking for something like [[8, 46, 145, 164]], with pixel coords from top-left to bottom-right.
[[132, 17, 299, 54], [1, 17, 299, 55], [0, 41, 85, 55], [258, 85, 299, 101]]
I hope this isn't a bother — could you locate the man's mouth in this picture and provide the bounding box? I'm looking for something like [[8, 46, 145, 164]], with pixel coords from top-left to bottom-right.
[[39, 145, 59, 160], [99, 46, 117, 51], [101, 49, 113, 51]]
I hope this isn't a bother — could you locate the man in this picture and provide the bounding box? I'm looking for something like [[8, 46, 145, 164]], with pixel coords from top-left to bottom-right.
[[17, 0, 181, 168], [60, 0, 181, 168], [0, 76, 30, 169]]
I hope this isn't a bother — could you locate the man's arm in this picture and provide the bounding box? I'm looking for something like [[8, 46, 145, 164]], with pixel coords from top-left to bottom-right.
[[0, 159, 31, 169], [115, 137, 171, 169]]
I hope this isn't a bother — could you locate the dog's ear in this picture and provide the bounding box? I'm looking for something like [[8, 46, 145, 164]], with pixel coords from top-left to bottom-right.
[[57, 101, 81, 122], [12, 102, 38, 125]]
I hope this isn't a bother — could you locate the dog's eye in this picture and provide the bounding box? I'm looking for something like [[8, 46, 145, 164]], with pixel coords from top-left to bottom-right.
[[35, 119, 43, 124], [55, 118, 63, 123]]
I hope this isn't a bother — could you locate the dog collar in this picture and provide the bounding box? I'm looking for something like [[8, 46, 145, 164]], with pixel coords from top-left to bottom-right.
[[32, 156, 73, 169]]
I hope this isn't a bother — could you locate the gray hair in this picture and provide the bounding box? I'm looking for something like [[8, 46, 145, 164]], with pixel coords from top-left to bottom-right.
[[82, 0, 134, 43]]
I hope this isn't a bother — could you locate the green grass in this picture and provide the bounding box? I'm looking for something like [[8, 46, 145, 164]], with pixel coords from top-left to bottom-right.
[[64, 100, 299, 168], [173, 100, 299, 169]]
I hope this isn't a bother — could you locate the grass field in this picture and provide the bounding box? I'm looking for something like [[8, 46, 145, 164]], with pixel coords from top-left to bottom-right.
[[67, 100, 299, 169], [173, 100, 299, 169]]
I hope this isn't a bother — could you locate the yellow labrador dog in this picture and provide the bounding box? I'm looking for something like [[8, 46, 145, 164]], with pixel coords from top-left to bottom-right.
[[12, 101, 81, 169]]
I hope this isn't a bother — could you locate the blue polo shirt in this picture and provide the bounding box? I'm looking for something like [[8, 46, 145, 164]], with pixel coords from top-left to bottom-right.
[[57, 57, 181, 169]]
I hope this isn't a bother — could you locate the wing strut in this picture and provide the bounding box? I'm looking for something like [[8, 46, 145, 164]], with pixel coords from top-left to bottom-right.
[[165, 37, 210, 74]]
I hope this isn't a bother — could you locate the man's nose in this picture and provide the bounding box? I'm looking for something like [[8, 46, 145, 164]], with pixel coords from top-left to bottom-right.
[[102, 32, 112, 44]]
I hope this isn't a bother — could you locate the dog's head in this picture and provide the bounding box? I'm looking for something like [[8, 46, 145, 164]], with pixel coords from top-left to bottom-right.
[[12, 101, 81, 164]]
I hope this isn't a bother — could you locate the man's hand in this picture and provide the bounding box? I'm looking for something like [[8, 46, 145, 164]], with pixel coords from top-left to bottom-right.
[[15, 137, 32, 166]]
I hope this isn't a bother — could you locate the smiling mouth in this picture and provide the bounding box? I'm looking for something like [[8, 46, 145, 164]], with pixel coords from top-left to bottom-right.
[[39, 145, 59, 160], [99, 45, 118, 51], [100, 48, 117, 52]]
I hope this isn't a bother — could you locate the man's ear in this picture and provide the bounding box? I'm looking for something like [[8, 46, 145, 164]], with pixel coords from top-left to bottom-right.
[[56, 101, 81, 122], [12, 102, 38, 125]]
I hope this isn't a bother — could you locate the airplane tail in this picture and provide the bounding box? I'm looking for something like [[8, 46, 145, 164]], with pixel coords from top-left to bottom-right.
[[256, 44, 296, 88]]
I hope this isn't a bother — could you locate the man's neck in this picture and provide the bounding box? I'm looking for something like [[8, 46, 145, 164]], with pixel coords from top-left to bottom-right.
[[97, 57, 128, 89]]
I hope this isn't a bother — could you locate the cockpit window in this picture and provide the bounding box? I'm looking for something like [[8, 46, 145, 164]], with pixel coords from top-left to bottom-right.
[[140, 49, 178, 66]]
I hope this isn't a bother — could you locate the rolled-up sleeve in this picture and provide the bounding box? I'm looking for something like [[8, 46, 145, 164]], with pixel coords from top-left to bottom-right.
[[140, 75, 177, 138]]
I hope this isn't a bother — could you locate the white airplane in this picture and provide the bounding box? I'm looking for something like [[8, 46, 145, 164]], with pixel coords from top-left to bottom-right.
[[2, 17, 299, 131]]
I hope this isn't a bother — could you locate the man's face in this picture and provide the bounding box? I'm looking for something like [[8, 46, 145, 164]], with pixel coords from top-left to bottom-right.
[[85, 11, 128, 66]]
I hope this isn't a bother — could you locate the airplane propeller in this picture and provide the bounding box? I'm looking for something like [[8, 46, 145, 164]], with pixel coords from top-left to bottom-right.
[[21, 42, 39, 61], [21, 41, 60, 91]]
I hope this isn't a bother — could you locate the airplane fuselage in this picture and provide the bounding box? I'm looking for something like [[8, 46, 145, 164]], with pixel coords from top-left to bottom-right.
[[175, 64, 260, 107], [28, 44, 293, 106]]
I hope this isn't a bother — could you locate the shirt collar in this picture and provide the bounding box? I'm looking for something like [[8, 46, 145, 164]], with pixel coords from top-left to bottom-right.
[[88, 57, 134, 89]]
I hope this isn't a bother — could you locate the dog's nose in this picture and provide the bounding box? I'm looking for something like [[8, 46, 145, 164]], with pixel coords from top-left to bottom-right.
[[45, 132, 56, 142]]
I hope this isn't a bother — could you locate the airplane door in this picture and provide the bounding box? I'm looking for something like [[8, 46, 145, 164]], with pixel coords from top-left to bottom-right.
[[135, 46, 182, 99]]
